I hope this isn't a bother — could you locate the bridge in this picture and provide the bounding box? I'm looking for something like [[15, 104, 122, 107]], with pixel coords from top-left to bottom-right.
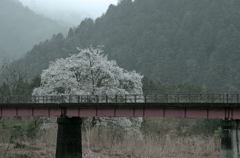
[[0, 94, 240, 119], [0, 94, 240, 158]]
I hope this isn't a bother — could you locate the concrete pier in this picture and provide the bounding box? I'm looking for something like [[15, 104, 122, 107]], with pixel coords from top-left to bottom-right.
[[56, 117, 82, 158], [221, 120, 240, 158]]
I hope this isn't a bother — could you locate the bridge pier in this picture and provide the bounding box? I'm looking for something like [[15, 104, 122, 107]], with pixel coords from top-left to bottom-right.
[[55, 117, 82, 158], [221, 120, 240, 158]]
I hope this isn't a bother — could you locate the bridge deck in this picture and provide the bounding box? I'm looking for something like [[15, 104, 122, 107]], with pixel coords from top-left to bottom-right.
[[0, 94, 240, 119]]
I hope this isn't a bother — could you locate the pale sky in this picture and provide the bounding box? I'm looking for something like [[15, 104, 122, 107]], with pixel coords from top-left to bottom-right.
[[18, 0, 118, 26]]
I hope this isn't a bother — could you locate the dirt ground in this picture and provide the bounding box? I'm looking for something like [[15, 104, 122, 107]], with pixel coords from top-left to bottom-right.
[[0, 143, 219, 158], [0, 144, 138, 158]]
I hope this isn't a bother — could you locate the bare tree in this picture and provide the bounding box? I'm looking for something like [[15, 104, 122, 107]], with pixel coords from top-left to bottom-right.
[[0, 59, 31, 95]]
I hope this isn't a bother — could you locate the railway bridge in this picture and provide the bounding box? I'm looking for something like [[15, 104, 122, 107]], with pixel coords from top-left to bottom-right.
[[0, 94, 240, 158]]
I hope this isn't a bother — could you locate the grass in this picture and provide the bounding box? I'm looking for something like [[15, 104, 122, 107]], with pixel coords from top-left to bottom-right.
[[82, 126, 220, 158], [0, 117, 221, 158]]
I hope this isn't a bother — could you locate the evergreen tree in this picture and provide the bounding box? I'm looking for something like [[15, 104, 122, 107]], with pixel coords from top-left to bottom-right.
[[9, 0, 240, 93]]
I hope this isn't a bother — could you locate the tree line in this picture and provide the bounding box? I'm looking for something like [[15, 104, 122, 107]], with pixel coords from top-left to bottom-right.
[[10, 0, 240, 94]]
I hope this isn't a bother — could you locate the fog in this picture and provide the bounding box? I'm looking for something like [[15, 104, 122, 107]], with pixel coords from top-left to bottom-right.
[[18, 0, 118, 26]]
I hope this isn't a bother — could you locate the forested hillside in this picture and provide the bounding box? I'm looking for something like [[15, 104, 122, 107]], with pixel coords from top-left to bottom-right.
[[14, 0, 240, 93], [0, 0, 66, 60]]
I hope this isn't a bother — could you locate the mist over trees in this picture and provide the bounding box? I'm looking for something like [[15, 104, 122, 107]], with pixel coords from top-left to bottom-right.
[[0, 0, 66, 61], [8, 0, 240, 93]]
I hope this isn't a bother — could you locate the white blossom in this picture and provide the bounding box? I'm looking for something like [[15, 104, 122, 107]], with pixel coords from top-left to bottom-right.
[[33, 46, 143, 136]]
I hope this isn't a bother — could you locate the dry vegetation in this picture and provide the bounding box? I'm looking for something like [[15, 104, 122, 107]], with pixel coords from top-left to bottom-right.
[[0, 117, 220, 158]]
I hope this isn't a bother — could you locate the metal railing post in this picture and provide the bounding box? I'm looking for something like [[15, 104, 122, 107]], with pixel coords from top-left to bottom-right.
[[96, 95, 99, 103]]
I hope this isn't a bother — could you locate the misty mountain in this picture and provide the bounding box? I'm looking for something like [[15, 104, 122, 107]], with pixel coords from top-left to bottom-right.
[[13, 0, 240, 93], [35, 9, 92, 27], [0, 0, 66, 61], [0, 45, 9, 63]]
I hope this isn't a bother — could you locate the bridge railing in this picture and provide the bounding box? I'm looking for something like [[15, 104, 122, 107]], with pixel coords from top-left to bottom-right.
[[0, 94, 239, 104]]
